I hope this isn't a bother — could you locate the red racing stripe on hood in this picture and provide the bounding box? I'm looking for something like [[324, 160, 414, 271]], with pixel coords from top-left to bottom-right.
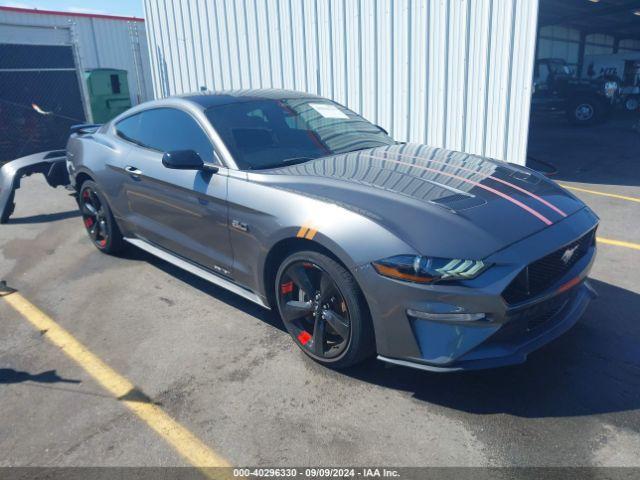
[[362, 153, 554, 226], [380, 150, 568, 218]]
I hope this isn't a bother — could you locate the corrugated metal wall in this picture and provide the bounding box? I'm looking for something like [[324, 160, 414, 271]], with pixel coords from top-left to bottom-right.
[[0, 8, 154, 104], [143, 0, 539, 165]]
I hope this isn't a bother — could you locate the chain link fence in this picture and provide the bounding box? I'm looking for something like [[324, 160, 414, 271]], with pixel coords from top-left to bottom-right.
[[0, 43, 86, 164]]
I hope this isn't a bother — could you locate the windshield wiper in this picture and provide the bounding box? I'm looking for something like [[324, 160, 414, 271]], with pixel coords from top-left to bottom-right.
[[258, 157, 315, 170]]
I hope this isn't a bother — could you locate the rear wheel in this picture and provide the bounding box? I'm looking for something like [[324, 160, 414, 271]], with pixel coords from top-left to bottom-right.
[[275, 250, 374, 368], [78, 180, 124, 254], [625, 96, 639, 112], [566, 96, 607, 125]]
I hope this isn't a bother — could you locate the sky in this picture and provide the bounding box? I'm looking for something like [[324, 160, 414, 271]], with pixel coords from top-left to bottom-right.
[[0, 0, 144, 18]]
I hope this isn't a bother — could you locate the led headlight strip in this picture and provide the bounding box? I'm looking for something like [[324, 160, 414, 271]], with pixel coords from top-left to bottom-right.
[[372, 255, 489, 284], [436, 259, 487, 279]]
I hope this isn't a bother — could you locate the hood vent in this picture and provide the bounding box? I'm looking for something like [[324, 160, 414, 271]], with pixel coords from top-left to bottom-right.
[[430, 193, 487, 212]]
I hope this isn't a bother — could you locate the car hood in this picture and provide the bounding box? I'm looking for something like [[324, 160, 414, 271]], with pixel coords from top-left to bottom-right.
[[253, 144, 586, 259]]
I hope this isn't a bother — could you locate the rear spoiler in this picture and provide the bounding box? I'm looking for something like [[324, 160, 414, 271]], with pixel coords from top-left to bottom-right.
[[70, 123, 102, 135]]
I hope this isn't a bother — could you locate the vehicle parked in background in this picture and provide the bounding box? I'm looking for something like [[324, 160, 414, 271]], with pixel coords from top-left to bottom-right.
[[532, 57, 618, 125], [65, 89, 598, 372], [583, 53, 640, 112]]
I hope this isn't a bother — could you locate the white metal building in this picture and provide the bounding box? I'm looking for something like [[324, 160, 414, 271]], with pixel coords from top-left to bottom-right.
[[143, 0, 539, 165], [0, 6, 154, 107]]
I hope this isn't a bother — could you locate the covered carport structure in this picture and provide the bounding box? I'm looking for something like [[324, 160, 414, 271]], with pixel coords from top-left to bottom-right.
[[529, 0, 640, 188], [537, 0, 640, 77]]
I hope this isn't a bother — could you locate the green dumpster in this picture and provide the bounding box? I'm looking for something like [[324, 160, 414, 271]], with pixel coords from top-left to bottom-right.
[[84, 69, 132, 123]]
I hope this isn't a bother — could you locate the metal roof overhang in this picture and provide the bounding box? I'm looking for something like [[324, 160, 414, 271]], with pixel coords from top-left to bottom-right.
[[540, 0, 640, 40]]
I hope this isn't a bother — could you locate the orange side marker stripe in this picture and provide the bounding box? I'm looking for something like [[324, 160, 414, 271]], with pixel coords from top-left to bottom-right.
[[558, 276, 583, 294]]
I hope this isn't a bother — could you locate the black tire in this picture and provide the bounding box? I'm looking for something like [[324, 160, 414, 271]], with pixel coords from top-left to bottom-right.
[[624, 96, 639, 112], [275, 250, 375, 369], [77, 180, 125, 254], [566, 96, 607, 126]]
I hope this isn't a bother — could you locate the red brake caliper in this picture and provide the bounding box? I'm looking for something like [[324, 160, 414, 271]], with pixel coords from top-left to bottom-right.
[[280, 281, 293, 294], [297, 330, 312, 345]]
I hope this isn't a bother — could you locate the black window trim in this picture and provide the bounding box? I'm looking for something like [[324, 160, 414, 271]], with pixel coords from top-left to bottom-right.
[[114, 106, 224, 166]]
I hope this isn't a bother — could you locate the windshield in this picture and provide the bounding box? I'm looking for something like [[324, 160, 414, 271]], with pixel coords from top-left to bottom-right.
[[204, 98, 395, 170]]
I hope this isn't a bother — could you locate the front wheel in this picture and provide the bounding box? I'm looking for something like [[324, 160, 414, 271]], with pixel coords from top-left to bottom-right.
[[275, 250, 375, 369], [78, 180, 124, 254]]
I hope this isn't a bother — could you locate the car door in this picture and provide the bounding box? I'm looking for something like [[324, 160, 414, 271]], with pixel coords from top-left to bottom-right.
[[114, 107, 234, 276]]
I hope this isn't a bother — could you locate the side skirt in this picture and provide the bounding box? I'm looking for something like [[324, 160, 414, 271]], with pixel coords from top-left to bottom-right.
[[123, 237, 270, 310]]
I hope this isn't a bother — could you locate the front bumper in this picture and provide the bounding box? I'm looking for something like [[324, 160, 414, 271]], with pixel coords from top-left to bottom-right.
[[355, 207, 599, 372], [0, 150, 68, 223], [378, 280, 596, 372]]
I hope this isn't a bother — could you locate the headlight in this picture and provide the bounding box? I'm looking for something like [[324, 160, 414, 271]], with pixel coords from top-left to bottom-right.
[[372, 255, 489, 284]]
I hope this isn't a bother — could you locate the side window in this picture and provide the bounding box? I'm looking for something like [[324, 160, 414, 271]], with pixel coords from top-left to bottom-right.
[[136, 108, 216, 164], [115, 113, 143, 145]]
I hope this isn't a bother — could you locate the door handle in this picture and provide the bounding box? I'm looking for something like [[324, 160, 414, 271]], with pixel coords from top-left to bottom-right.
[[124, 165, 142, 178]]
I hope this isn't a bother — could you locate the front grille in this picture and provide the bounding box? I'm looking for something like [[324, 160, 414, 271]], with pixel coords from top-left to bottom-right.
[[502, 228, 596, 304], [491, 292, 571, 343]]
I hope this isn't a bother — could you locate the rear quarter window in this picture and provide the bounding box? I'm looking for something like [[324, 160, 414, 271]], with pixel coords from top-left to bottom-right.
[[115, 113, 143, 145]]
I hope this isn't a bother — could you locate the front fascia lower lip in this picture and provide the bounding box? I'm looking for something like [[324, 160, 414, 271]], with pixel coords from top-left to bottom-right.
[[406, 309, 486, 323]]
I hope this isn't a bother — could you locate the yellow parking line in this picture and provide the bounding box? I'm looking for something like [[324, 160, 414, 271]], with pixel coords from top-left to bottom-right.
[[559, 184, 640, 204], [597, 237, 640, 251], [2, 292, 230, 474]]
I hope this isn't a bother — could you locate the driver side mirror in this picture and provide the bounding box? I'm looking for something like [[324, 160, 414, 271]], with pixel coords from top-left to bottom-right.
[[162, 150, 205, 170]]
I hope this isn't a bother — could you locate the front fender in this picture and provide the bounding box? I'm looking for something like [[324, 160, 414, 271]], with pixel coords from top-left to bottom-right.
[[0, 150, 69, 223], [253, 199, 415, 297]]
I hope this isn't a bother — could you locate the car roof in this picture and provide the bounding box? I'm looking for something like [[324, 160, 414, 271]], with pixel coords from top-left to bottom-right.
[[177, 88, 323, 109]]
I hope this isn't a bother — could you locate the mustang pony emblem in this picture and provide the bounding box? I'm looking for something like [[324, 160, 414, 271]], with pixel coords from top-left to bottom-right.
[[561, 245, 579, 265]]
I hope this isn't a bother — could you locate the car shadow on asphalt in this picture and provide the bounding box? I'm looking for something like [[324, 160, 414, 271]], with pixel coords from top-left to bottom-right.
[[344, 278, 640, 419], [120, 246, 286, 333], [6, 210, 80, 224]]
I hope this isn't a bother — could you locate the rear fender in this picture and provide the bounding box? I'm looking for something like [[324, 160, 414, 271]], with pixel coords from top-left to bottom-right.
[[0, 150, 69, 223]]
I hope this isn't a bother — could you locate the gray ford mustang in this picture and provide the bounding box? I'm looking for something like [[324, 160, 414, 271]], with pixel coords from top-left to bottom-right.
[[66, 89, 598, 371]]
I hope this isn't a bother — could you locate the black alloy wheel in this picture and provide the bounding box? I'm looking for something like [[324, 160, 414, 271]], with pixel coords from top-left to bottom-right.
[[78, 180, 124, 254], [80, 186, 109, 249], [275, 251, 375, 368]]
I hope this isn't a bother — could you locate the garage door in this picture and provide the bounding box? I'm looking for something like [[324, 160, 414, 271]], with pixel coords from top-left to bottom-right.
[[0, 43, 86, 163]]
